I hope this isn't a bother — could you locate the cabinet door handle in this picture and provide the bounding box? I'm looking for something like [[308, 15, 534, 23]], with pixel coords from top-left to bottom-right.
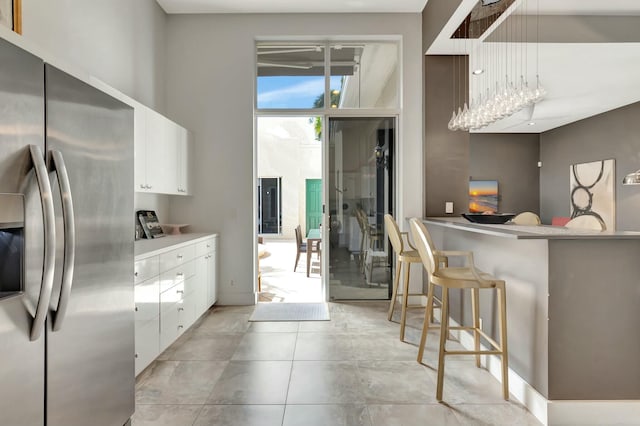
[[139, 184, 145, 189], [135, 353, 138, 358], [176, 290, 184, 294], [176, 272, 184, 277], [134, 271, 138, 277], [178, 325, 184, 329], [177, 255, 183, 260], [135, 306, 138, 312], [178, 307, 184, 311], [206, 244, 210, 248]]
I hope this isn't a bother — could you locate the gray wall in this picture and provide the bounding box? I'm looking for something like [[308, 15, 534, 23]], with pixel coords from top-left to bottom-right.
[[165, 13, 424, 304], [422, 0, 463, 53], [470, 133, 540, 215], [22, 0, 167, 112], [540, 101, 640, 231], [424, 55, 470, 216]]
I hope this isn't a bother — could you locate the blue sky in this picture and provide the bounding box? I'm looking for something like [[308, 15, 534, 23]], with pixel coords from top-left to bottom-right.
[[257, 76, 343, 109]]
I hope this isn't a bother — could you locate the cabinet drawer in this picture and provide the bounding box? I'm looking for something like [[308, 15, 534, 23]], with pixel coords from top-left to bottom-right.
[[159, 260, 194, 293], [159, 245, 196, 272], [134, 278, 160, 322], [195, 238, 215, 257], [135, 318, 160, 376], [179, 293, 197, 331], [160, 282, 184, 311], [160, 304, 180, 352], [135, 256, 159, 284]]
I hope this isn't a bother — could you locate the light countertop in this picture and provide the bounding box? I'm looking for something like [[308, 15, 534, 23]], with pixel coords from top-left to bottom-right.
[[135, 233, 218, 259], [421, 217, 640, 240]]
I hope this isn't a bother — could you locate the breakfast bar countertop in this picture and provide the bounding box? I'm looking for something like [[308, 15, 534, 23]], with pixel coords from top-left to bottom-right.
[[421, 216, 640, 240]]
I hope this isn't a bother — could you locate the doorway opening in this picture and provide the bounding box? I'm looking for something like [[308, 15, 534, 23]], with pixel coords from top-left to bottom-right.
[[258, 177, 282, 234], [256, 116, 323, 303], [254, 40, 401, 303]]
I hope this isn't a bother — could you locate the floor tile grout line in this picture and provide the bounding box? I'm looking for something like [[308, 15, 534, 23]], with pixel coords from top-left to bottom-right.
[[281, 320, 300, 426], [189, 403, 206, 426]]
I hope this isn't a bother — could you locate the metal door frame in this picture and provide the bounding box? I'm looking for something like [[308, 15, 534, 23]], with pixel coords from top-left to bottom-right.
[[253, 39, 401, 301]]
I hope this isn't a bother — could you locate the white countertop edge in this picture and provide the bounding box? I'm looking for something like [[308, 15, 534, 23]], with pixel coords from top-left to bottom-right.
[[420, 217, 640, 240], [135, 233, 218, 259]]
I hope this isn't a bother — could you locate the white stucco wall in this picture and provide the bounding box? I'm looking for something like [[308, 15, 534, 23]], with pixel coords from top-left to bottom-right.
[[257, 117, 321, 240], [164, 13, 423, 305]]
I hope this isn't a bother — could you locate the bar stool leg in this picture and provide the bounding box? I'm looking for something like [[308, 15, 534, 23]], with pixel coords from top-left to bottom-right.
[[498, 284, 509, 400], [388, 258, 402, 320], [417, 281, 435, 363], [399, 260, 411, 341], [471, 287, 481, 368], [436, 287, 449, 402]]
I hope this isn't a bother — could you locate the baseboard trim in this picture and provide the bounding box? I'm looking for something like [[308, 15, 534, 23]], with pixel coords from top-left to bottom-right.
[[217, 292, 256, 305], [547, 400, 640, 426], [448, 316, 549, 425], [449, 317, 640, 426]]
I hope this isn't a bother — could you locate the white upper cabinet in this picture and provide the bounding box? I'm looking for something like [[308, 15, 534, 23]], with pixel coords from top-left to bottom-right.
[[134, 106, 148, 192], [146, 109, 173, 194], [176, 128, 192, 195], [134, 104, 192, 196]]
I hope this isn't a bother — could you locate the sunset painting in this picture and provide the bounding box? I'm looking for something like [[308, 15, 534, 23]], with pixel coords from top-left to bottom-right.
[[469, 180, 498, 213]]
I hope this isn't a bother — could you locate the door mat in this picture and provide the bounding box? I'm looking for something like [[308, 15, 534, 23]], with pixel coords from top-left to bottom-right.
[[249, 302, 330, 322]]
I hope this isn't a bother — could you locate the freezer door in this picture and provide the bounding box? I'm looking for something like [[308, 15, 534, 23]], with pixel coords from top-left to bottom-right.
[[0, 38, 46, 426], [45, 65, 135, 426]]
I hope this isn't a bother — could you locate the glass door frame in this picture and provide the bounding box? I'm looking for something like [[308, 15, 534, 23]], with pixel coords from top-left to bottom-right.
[[253, 39, 401, 301], [323, 114, 399, 302]]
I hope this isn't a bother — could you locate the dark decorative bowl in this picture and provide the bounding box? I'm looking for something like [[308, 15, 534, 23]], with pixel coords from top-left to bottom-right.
[[462, 213, 516, 224]]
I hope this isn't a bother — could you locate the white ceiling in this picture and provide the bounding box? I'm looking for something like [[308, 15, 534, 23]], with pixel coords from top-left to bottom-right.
[[533, 0, 640, 16], [427, 0, 640, 133], [156, 0, 429, 14]]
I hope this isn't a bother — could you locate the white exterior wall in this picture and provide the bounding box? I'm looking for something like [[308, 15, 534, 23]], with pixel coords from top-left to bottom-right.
[[165, 13, 423, 305], [257, 117, 321, 239]]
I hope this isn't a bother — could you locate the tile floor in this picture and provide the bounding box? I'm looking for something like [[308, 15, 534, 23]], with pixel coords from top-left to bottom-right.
[[133, 302, 542, 426]]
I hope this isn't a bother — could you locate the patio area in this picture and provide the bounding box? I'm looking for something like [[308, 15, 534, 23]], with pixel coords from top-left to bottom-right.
[[258, 239, 323, 303], [258, 238, 391, 303]]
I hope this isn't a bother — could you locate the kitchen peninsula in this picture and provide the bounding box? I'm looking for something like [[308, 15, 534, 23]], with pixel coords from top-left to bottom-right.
[[421, 217, 640, 425]]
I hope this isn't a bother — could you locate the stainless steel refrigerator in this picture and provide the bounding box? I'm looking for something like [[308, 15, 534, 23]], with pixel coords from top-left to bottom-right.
[[0, 37, 134, 426]]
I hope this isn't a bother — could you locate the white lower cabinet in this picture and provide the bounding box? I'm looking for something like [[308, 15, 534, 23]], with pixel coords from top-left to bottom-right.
[[135, 318, 160, 376], [134, 234, 218, 376], [134, 276, 160, 376]]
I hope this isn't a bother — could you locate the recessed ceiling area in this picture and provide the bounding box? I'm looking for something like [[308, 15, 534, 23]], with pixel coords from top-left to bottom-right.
[[427, 0, 640, 133], [156, 0, 429, 14]]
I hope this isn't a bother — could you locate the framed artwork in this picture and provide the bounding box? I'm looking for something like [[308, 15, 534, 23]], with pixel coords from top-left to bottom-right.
[[570, 159, 615, 231], [469, 180, 498, 213], [0, 0, 21, 34]]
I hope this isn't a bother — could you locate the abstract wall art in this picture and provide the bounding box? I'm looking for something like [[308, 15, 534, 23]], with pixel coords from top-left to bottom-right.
[[570, 159, 615, 230]]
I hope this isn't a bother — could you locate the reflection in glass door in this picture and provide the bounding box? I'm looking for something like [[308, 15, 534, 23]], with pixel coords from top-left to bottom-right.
[[328, 117, 395, 300]]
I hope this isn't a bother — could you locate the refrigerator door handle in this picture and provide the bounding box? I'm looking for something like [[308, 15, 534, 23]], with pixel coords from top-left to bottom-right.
[[50, 150, 76, 332], [29, 145, 56, 341]]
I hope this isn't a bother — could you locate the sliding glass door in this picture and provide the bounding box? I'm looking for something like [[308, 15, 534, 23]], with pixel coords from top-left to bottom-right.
[[327, 117, 395, 300]]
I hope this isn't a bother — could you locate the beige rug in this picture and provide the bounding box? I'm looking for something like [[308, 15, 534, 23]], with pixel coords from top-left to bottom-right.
[[249, 302, 330, 321]]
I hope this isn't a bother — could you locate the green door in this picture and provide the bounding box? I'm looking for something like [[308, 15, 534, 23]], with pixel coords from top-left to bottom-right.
[[305, 179, 322, 234]]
